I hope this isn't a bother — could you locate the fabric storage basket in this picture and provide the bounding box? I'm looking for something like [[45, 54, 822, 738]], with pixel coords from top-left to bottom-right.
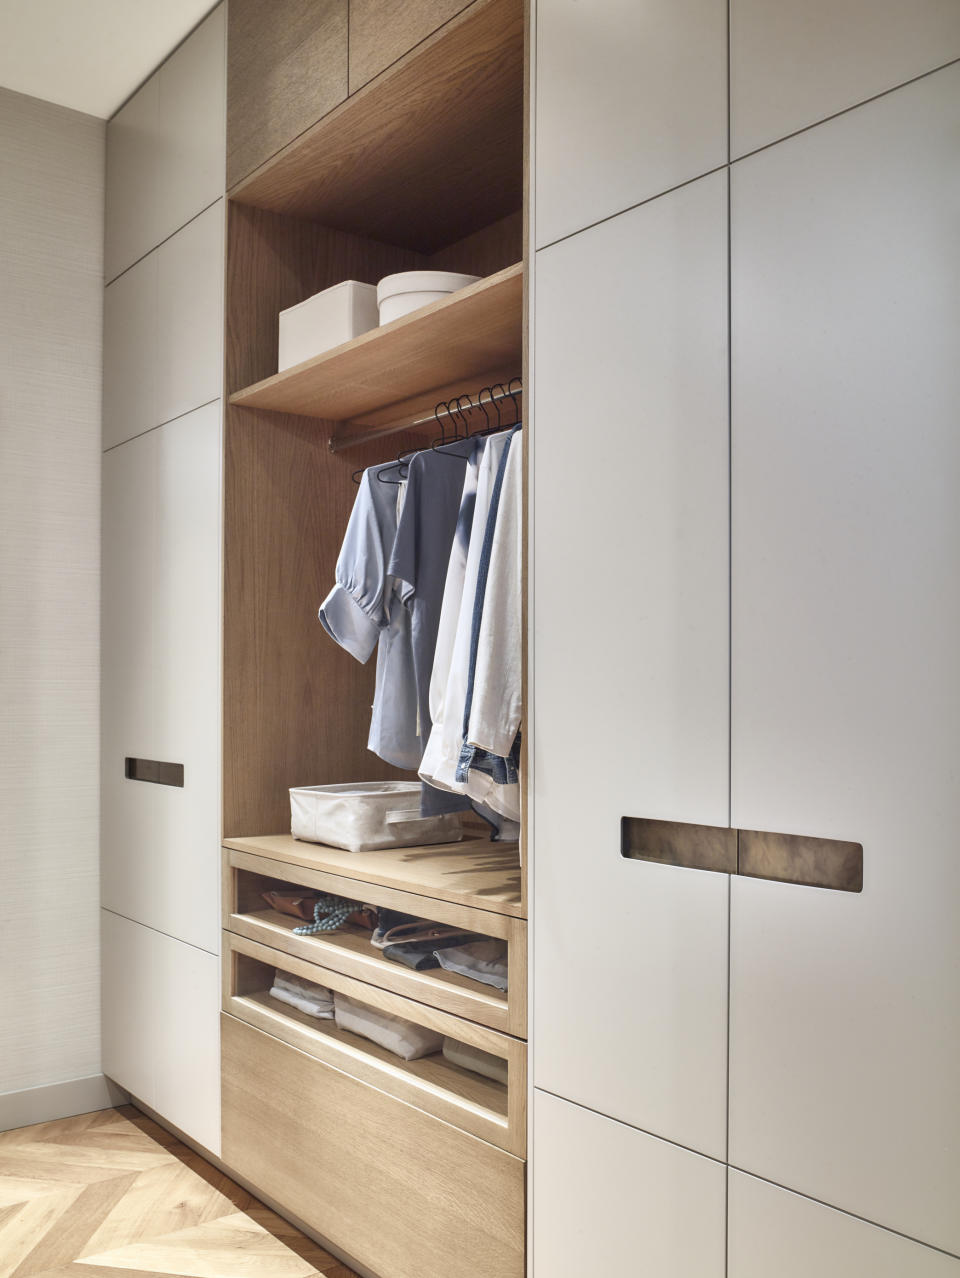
[[290, 781, 463, 853]]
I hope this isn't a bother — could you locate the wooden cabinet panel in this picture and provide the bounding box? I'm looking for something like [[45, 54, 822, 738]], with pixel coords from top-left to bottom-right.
[[535, 0, 726, 247], [101, 406, 221, 955], [533, 1091, 726, 1278], [227, 0, 347, 189], [731, 0, 960, 157], [222, 1015, 524, 1278], [729, 65, 960, 1254], [728, 1173, 960, 1278], [348, 0, 469, 91], [156, 201, 224, 426], [532, 172, 730, 1159]]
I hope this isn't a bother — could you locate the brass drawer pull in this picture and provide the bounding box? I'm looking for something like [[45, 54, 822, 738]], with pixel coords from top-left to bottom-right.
[[622, 817, 863, 892]]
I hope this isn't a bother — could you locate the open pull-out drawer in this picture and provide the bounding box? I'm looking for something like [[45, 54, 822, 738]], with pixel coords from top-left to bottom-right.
[[222, 1014, 525, 1278], [224, 845, 526, 1036], [224, 930, 526, 1157]]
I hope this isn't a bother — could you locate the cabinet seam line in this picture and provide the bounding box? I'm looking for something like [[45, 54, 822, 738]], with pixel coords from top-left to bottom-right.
[[730, 53, 960, 166], [534, 1087, 728, 1168], [728, 1164, 960, 1262], [102, 397, 221, 453], [104, 196, 223, 288], [101, 905, 219, 958]]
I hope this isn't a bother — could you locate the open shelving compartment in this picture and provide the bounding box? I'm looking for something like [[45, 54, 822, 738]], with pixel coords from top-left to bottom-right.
[[224, 835, 526, 1036], [224, 931, 526, 1158], [222, 0, 528, 855]]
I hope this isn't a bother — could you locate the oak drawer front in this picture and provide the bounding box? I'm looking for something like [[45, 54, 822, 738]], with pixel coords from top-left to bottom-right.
[[224, 846, 526, 1036], [224, 930, 526, 1157], [222, 1014, 525, 1278]]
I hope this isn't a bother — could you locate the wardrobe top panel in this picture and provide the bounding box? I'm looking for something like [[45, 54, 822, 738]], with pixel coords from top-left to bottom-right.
[[223, 834, 524, 918], [228, 0, 523, 252]]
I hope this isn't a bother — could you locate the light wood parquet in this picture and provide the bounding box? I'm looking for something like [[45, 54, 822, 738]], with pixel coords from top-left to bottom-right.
[[0, 1106, 359, 1278]]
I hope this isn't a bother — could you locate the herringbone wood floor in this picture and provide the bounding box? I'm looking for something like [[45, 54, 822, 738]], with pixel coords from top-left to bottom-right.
[[0, 1105, 359, 1278]]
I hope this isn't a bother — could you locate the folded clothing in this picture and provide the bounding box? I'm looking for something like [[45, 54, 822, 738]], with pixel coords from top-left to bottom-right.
[[433, 939, 508, 992], [334, 993, 443, 1061], [269, 969, 335, 1019], [442, 1037, 508, 1086], [381, 932, 475, 971], [371, 907, 421, 948]]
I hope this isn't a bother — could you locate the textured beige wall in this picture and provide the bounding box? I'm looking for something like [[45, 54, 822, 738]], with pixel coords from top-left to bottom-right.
[[0, 87, 104, 1094]]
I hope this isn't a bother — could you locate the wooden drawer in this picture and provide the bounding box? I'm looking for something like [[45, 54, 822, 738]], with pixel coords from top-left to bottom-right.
[[224, 930, 526, 1157], [224, 846, 526, 1036], [222, 1014, 525, 1278]]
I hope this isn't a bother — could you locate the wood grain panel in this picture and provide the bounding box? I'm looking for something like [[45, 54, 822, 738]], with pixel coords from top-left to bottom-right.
[[227, 0, 348, 190], [348, 0, 471, 92], [224, 847, 526, 1035], [223, 833, 523, 916], [0, 1105, 355, 1277], [224, 932, 525, 1155], [429, 209, 524, 277], [230, 263, 522, 422], [222, 203, 423, 840], [229, 0, 524, 252], [222, 1015, 525, 1278]]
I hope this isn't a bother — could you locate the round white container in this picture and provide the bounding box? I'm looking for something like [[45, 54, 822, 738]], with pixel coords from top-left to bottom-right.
[[376, 270, 480, 325]]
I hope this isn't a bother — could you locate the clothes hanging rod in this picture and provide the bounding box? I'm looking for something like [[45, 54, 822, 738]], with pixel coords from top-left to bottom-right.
[[328, 380, 523, 454]]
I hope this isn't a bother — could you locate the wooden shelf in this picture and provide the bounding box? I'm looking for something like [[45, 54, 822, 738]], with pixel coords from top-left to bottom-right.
[[223, 833, 524, 919], [228, 0, 524, 252], [228, 263, 522, 428], [226, 930, 526, 1156], [241, 989, 508, 1117]]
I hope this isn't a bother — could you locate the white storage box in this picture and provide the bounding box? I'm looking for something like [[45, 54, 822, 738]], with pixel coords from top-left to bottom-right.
[[278, 280, 379, 371], [376, 270, 480, 325], [290, 781, 463, 853]]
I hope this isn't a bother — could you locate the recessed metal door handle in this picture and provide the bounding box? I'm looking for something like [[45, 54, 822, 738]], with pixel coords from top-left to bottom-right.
[[622, 816, 862, 892], [124, 757, 184, 787]]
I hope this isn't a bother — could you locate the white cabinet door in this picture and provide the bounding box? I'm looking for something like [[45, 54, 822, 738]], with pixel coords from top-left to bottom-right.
[[154, 930, 221, 1156], [729, 1173, 960, 1278], [105, 73, 162, 283], [532, 171, 730, 1159], [731, 0, 960, 158], [730, 65, 960, 1254], [104, 4, 224, 282], [156, 201, 224, 430], [103, 202, 223, 448], [156, 5, 226, 244], [533, 1091, 726, 1278], [101, 404, 221, 955], [102, 252, 158, 449], [101, 909, 157, 1107], [101, 910, 221, 1156], [535, 0, 726, 247]]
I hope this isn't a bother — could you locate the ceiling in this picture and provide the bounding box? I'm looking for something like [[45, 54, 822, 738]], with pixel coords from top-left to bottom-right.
[[0, 0, 218, 119]]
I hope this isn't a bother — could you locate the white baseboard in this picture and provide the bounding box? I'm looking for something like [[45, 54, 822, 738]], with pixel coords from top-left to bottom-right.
[[0, 1074, 129, 1133]]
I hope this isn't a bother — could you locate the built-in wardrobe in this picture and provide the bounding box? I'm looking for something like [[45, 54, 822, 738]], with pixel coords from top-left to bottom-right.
[[100, 2, 960, 1277], [103, 3, 528, 1277]]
